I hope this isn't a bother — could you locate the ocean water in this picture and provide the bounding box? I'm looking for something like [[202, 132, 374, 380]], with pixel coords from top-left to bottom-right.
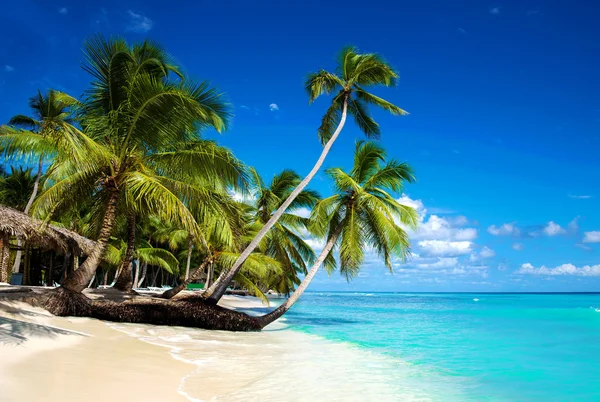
[[111, 292, 600, 401], [283, 292, 600, 401]]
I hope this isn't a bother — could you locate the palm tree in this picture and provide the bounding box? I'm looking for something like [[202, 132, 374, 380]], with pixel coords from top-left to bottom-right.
[[250, 169, 326, 295], [204, 47, 408, 303], [0, 167, 36, 210], [1, 89, 80, 273], [36, 36, 231, 296], [255, 141, 418, 328]]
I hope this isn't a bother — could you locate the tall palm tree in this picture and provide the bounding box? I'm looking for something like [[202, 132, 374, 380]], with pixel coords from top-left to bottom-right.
[[112, 139, 247, 292], [37, 36, 231, 295], [1, 89, 80, 273], [255, 141, 418, 328], [250, 169, 326, 295], [205, 46, 408, 303]]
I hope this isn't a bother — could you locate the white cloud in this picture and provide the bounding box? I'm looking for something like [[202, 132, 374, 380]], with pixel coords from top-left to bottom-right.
[[512, 242, 524, 251], [58, 7, 68, 14], [543, 221, 566, 236], [518, 262, 600, 277], [292, 207, 311, 219], [269, 103, 279, 112], [488, 223, 520, 237], [126, 10, 153, 33], [568, 194, 593, 199], [417, 257, 458, 269], [479, 246, 496, 258], [469, 246, 495, 262], [418, 240, 473, 257], [568, 217, 579, 232], [583, 231, 600, 243], [490, 7, 500, 14], [4, 65, 14, 72]]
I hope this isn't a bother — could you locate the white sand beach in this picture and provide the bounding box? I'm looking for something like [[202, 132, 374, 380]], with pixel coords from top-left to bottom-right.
[[0, 291, 429, 402]]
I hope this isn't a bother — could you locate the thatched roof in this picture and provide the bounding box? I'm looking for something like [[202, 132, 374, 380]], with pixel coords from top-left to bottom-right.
[[0, 204, 98, 255]]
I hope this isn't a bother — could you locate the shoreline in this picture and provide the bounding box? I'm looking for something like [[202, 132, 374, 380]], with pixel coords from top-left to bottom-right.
[[0, 291, 443, 401]]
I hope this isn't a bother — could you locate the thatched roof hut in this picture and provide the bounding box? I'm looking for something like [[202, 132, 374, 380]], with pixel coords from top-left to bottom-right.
[[0, 204, 98, 255]]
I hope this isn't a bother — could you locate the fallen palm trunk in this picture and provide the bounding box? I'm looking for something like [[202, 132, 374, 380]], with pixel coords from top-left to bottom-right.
[[43, 287, 261, 332]]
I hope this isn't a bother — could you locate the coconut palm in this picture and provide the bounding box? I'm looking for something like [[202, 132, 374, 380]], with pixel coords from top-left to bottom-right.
[[1, 89, 81, 273], [0, 167, 36, 210], [205, 46, 408, 303], [37, 36, 231, 297], [250, 169, 327, 295], [255, 141, 418, 327]]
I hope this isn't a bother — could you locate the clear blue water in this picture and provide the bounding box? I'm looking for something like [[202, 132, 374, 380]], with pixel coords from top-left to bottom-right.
[[281, 292, 600, 401]]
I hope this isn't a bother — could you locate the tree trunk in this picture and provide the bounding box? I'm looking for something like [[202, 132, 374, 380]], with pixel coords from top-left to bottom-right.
[[114, 213, 136, 291], [206, 262, 214, 288], [22, 245, 31, 285], [204, 96, 349, 304], [137, 262, 147, 288], [47, 252, 55, 286], [185, 238, 193, 280], [0, 232, 9, 283], [103, 270, 108, 286], [132, 260, 140, 289], [12, 155, 44, 274], [62, 189, 119, 293], [255, 224, 342, 328], [73, 254, 79, 271], [61, 252, 71, 283], [161, 256, 211, 299]]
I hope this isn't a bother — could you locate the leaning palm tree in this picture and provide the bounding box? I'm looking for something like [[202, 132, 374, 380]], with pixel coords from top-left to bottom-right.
[[250, 169, 325, 295], [1, 89, 80, 273], [37, 36, 231, 301], [204, 46, 408, 303], [255, 141, 418, 328]]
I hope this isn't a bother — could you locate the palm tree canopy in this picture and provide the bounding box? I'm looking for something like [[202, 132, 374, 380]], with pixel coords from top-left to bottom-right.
[[310, 141, 418, 280], [305, 46, 409, 144]]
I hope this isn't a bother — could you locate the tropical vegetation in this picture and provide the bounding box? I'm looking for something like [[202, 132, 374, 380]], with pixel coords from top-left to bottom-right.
[[0, 36, 415, 331]]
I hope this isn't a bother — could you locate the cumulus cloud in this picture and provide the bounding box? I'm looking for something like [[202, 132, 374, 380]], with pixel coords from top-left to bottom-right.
[[518, 262, 600, 277], [488, 223, 520, 237], [418, 240, 473, 257], [488, 219, 577, 238], [512, 242, 524, 251], [126, 10, 153, 33], [269, 103, 279, 112], [543, 221, 566, 236], [469, 246, 495, 262], [583, 231, 600, 243], [4, 65, 14, 72]]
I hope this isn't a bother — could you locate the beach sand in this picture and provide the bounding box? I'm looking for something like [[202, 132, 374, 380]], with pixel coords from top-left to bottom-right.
[[0, 289, 425, 402], [0, 291, 268, 402]]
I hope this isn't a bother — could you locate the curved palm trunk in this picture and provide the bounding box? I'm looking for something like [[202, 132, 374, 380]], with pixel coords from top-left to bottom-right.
[[185, 239, 193, 280], [12, 155, 44, 274], [0, 232, 9, 283], [137, 262, 148, 288], [255, 225, 342, 328], [204, 97, 349, 304], [62, 189, 119, 293], [161, 256, 211, 299], [114, 213, 136, 291]]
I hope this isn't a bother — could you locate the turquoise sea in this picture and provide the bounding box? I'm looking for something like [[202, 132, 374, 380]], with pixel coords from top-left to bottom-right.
[[281, 292, 600, 401]]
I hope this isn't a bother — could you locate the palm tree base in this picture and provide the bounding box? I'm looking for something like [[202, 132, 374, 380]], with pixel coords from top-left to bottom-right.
[[41, 287, 261, 332]]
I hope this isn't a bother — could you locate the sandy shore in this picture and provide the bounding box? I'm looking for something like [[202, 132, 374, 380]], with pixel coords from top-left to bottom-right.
[[0, 291, 270, 402]]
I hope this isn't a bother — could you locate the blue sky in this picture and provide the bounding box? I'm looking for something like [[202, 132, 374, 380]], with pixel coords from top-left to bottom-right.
[[1, 0, 599, 291]]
